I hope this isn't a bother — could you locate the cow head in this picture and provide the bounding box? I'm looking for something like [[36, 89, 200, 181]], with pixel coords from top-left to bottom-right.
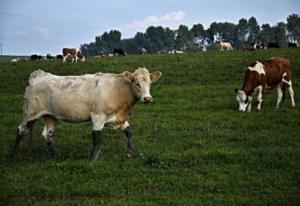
[[123, 67, 162, 103], [77, 51, 85, 62], [235, 89, 250, 112]]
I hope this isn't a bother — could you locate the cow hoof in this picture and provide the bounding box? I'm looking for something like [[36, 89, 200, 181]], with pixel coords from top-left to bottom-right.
[[125, 152, 132, 159]]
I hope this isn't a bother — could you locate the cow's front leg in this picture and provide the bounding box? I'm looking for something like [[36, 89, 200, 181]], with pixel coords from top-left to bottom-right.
[[42, 116, 59, 156], [90, 130, 102, 162], [246, 96, 253, 112], [90, 114, 105, 162], [122, 121, 134, 158], [256, 86, 263, 110]]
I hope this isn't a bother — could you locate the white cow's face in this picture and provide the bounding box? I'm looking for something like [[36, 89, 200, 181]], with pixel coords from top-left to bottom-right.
[[235, 89, 249, 112], [124, 68, 161, 103]]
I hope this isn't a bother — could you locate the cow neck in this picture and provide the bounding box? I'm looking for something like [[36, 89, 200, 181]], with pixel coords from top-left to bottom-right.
[[241, 71, 260, 96], [120, 79, 139, 109]]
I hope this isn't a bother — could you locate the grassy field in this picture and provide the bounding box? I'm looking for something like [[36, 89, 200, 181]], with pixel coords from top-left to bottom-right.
[[0, 49, 299, 205]]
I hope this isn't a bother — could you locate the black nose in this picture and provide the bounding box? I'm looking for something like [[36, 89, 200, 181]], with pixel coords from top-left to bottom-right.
[[143, 96, 152, 103]]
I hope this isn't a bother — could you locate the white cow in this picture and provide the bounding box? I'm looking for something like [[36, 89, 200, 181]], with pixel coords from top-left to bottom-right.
[[13, 67, 162, 161], [219, 42, 233, 51]]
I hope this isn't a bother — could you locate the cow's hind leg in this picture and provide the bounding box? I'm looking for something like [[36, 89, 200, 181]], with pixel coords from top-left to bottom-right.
[[122, 121, 134, 158], [276, 84, 284, 109], [282, 76, 296, 107], [42, 115, 59, 156], [287, 81, 296, 107], [12, 119, 36, 159]]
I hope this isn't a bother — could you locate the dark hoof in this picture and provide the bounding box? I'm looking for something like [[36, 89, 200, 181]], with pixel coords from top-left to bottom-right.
[[90, 150, 101, 162]]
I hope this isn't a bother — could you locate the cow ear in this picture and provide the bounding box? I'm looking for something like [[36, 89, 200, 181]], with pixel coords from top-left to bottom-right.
[[123, 71, 134, 83], [150, 71, 162, 83]]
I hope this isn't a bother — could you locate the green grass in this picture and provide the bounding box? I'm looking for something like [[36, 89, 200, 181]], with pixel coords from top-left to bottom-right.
[[0, 49, 300, 205]]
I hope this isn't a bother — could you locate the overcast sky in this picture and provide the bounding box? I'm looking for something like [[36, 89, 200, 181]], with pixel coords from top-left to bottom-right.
[[0, 0, 299, 55]]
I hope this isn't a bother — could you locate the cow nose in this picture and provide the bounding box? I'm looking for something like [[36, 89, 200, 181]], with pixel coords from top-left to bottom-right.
[[143, 96, 152, 103]]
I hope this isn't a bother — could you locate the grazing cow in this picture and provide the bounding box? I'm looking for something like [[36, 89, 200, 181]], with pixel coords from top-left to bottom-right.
[[140, 48, 147, 55], [113, 48, 126, 56], [11, 57, 20, 64], [13, 67, 162, 161], [62, 48, 85, 63], [288, 42, 297, 48], [267, 42, 280, 48], [219, 42, 233, 51], [46, 54, 54, 61], [30, 54, 42, 61], [56, 54, 63, 60], [235, 57, 295, 112], [251, 41, 266, 50], [168, 49, 183, 54]]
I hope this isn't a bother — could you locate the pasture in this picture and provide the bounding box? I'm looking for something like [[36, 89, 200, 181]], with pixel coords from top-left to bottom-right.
[[0, 49, 299, 205]]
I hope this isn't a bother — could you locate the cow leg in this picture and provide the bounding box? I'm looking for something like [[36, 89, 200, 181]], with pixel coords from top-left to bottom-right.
[[90, 130, 102, 162], [90, 114, 105, 162], [276, 84, 283, 109], [246, 96, 253, 112], [42, 116, 59, 156], [122, 121, 134, 158], [12, 120, 36, 160], [63, 56, 67, 63], [75, 56, 78, 63], [256, 86, 263, 110], [287, 82, 296, 107]]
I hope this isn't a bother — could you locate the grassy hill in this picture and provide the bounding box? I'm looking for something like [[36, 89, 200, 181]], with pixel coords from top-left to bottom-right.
[[0, 49, 299, 205]]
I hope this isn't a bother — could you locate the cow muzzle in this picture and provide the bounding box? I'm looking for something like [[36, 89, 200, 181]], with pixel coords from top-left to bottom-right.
[[142, 96, 153, 104]]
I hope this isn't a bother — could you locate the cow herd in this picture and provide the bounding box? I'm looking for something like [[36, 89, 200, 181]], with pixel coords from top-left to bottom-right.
[[11, 44, 297, 161]]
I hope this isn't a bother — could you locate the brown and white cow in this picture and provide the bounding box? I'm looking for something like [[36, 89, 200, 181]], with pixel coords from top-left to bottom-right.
[[219, 42, 233, 51], [13, 67, 162, 161], [62, 48, 85, 63], [235, 57, 295, 112]]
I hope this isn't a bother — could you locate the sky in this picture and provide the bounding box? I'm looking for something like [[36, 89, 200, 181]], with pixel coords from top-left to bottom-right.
[[0, 0, 299, 55]]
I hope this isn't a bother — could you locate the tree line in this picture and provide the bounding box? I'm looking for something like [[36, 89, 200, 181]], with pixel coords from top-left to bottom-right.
[[80, 14, 300, 56]]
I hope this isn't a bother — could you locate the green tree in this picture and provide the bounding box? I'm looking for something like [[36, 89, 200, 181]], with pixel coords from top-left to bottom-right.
[[175, 25, 193, 50], [287, 14, 300, 43], [258, 23, 272, 44], [234, 18, 248, 48], [247, 17, 260, 44], [273, 22, 288, 47]]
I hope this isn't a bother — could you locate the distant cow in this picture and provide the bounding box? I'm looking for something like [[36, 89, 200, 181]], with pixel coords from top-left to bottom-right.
[[168, 49, 183, 54], [62, 48, 85, 63], [10, 57, 20, 64], [56, 55, 63, 60], [46, 54, 54, 61], [288, 42, 297, 48], [113, 48, 126, 56], [13, 67, 162, 161], [219, 42, 233, 51], [267, 42, 280, 48], [140, 48, 147, 55], [235, 57, 295, 112], [30, 54, 42, 61], [243, 47, 255, 52], [251, 41, 266, 50]]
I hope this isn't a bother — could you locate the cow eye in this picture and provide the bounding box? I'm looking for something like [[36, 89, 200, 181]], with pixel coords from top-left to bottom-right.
[[135, 83, 141, 88]]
